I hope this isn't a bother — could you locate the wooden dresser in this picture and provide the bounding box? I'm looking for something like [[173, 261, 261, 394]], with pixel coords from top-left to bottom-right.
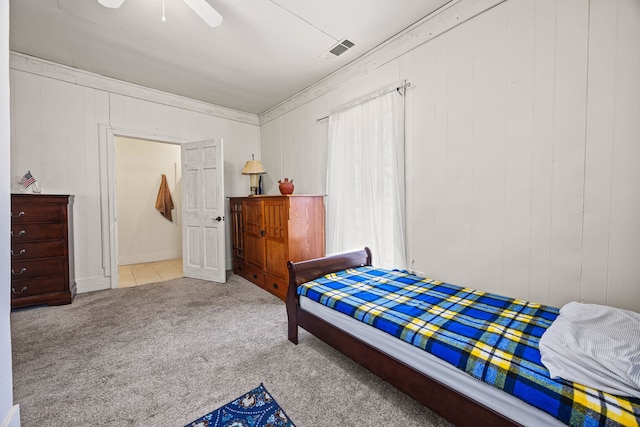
[[10, 194, 75, 309], [230, 195, 325, 301]]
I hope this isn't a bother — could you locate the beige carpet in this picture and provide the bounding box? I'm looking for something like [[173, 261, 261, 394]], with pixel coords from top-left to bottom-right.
[[11, 274, 453, 427]]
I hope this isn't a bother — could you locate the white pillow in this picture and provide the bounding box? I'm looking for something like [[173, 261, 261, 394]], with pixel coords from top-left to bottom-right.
[[539, 301, 640, 398]]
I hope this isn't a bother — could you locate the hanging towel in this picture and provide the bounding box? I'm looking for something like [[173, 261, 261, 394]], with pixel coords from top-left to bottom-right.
[[155, 174, 175, 221]]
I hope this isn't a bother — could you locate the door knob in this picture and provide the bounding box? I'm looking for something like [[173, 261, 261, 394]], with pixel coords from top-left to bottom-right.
[[214, 216, 223, 222]]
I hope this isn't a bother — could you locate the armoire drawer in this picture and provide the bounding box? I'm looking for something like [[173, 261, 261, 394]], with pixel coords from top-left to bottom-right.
[[10, 203, 64, 223], [10, 223, 65, 242], [264, 273, 288, 300], [241, 263, 265, 286], [11, 258, 65, 280], [232, 258, 246, 276], [11, 241, 65, 260], [11, 276, 67, 299]]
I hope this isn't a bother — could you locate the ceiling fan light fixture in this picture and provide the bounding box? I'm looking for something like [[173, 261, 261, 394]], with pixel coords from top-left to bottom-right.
[[98, 0, 126, 8], [96, 0, 222, 27], [183, 0, 223, 27]]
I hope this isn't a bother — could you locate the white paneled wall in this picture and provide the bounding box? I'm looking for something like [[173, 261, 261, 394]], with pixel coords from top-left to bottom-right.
[[10, 70, 111, 291], [10, 58, 260, 292], [583, 0, 640, 310], [409, 0, 593, 304], [260, 0, 640, 312]]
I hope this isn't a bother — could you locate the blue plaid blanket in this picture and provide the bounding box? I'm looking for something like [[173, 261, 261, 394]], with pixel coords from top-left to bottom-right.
[[298, 266, 640, 427]]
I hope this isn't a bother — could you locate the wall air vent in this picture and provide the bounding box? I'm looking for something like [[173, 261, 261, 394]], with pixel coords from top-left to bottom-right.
[[322, 38, 356, 60]]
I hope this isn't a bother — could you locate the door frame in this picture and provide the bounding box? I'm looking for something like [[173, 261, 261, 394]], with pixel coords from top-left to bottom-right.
[[98, 125, 190, 289]]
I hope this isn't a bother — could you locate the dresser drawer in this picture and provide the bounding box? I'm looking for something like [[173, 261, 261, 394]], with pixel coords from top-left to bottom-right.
[[10, 223, 65, 242], [11, 241, 65, 260], [11, 258, 65, 279], [11, 276, 67, 299], [10, 203, 64, 223]]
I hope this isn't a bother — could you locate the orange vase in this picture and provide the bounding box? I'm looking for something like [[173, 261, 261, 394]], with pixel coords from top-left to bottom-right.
[[278, 178, 294, 195]]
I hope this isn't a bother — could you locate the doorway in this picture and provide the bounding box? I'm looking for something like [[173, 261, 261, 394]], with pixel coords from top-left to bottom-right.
[[114, 136, 183, 287], [100, 127, 226, 289]]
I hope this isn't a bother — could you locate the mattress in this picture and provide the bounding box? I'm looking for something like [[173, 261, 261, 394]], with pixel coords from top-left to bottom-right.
[[300, 295, 565, 427]]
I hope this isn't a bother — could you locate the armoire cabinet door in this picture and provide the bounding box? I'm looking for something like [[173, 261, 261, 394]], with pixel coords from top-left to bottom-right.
[[243, 200, 264, 269], [263, 199, 288, 279], [230, 199, 245, 260]]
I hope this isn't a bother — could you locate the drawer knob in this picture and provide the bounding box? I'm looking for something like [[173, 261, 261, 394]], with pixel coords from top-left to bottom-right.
[[11, 267, 27, 275], [11, 249, 26, 256], [272, 283, 278, 289], [10, 230, 26, 237], [253, 274, 258, 279], [10, 211, 25, 217], [11, 286, 28, 294]]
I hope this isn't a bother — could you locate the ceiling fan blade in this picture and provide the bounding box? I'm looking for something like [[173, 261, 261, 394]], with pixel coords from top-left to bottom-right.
[[183, 0, 223, 27], [98, 0, 126, 8]]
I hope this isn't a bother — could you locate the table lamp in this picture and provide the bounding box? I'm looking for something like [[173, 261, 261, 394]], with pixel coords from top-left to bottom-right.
[[241, 155, 266, 195]]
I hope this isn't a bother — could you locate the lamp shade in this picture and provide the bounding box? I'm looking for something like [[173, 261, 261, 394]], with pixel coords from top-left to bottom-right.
[[241, 160, 266, 175]]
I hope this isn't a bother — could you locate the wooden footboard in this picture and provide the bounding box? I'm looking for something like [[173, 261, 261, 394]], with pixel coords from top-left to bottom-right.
[[286, 248, 520, 427]]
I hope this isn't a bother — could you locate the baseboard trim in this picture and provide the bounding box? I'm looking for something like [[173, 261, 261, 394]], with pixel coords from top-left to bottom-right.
[[76, 276, 112, 294], [1, 405, 20, 427]]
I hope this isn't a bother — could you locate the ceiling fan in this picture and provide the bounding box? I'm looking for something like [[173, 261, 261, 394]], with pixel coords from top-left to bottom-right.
[[97, 0, 223, 27]]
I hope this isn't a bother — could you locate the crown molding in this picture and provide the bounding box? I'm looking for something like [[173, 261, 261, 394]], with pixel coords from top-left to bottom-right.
[[258, 0, 504, 125], [9, 52, 260, 126]]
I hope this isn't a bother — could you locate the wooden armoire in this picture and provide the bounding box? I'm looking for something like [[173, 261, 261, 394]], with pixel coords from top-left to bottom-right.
[[230, 195, 325, 301]]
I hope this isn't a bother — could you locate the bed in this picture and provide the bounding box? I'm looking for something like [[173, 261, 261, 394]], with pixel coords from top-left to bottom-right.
[[286, 248, 640, 427]]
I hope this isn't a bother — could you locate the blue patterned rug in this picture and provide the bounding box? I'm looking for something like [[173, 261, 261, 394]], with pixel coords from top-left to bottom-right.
[[185, 384, 296, 427]]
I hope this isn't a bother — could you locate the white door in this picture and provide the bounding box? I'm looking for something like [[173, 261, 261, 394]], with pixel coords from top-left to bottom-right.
[[181, 139, 226, 282]]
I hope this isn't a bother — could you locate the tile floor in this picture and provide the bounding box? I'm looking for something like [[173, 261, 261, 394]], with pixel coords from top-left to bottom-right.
[[118, 258, 183, 287]]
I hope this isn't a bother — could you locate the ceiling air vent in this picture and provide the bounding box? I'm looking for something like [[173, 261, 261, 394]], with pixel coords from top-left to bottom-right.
[[322, 38, 356, 60]]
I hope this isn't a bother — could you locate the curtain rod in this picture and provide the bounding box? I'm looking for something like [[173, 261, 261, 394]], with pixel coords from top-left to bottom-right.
[[316, 81, 411, 123]]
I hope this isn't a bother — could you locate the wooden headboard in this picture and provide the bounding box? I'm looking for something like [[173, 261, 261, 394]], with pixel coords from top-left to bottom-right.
[[286, 247, 372, 289]]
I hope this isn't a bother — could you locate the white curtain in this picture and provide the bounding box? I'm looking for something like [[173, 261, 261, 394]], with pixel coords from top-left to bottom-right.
[[326, 88, 406, 269]]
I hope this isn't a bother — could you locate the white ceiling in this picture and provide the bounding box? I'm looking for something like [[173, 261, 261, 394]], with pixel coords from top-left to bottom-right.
[[9, 0, 451, 115]]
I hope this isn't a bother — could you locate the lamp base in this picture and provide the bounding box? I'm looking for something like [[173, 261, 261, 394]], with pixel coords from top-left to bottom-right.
[[249, 174, 262, 196]]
